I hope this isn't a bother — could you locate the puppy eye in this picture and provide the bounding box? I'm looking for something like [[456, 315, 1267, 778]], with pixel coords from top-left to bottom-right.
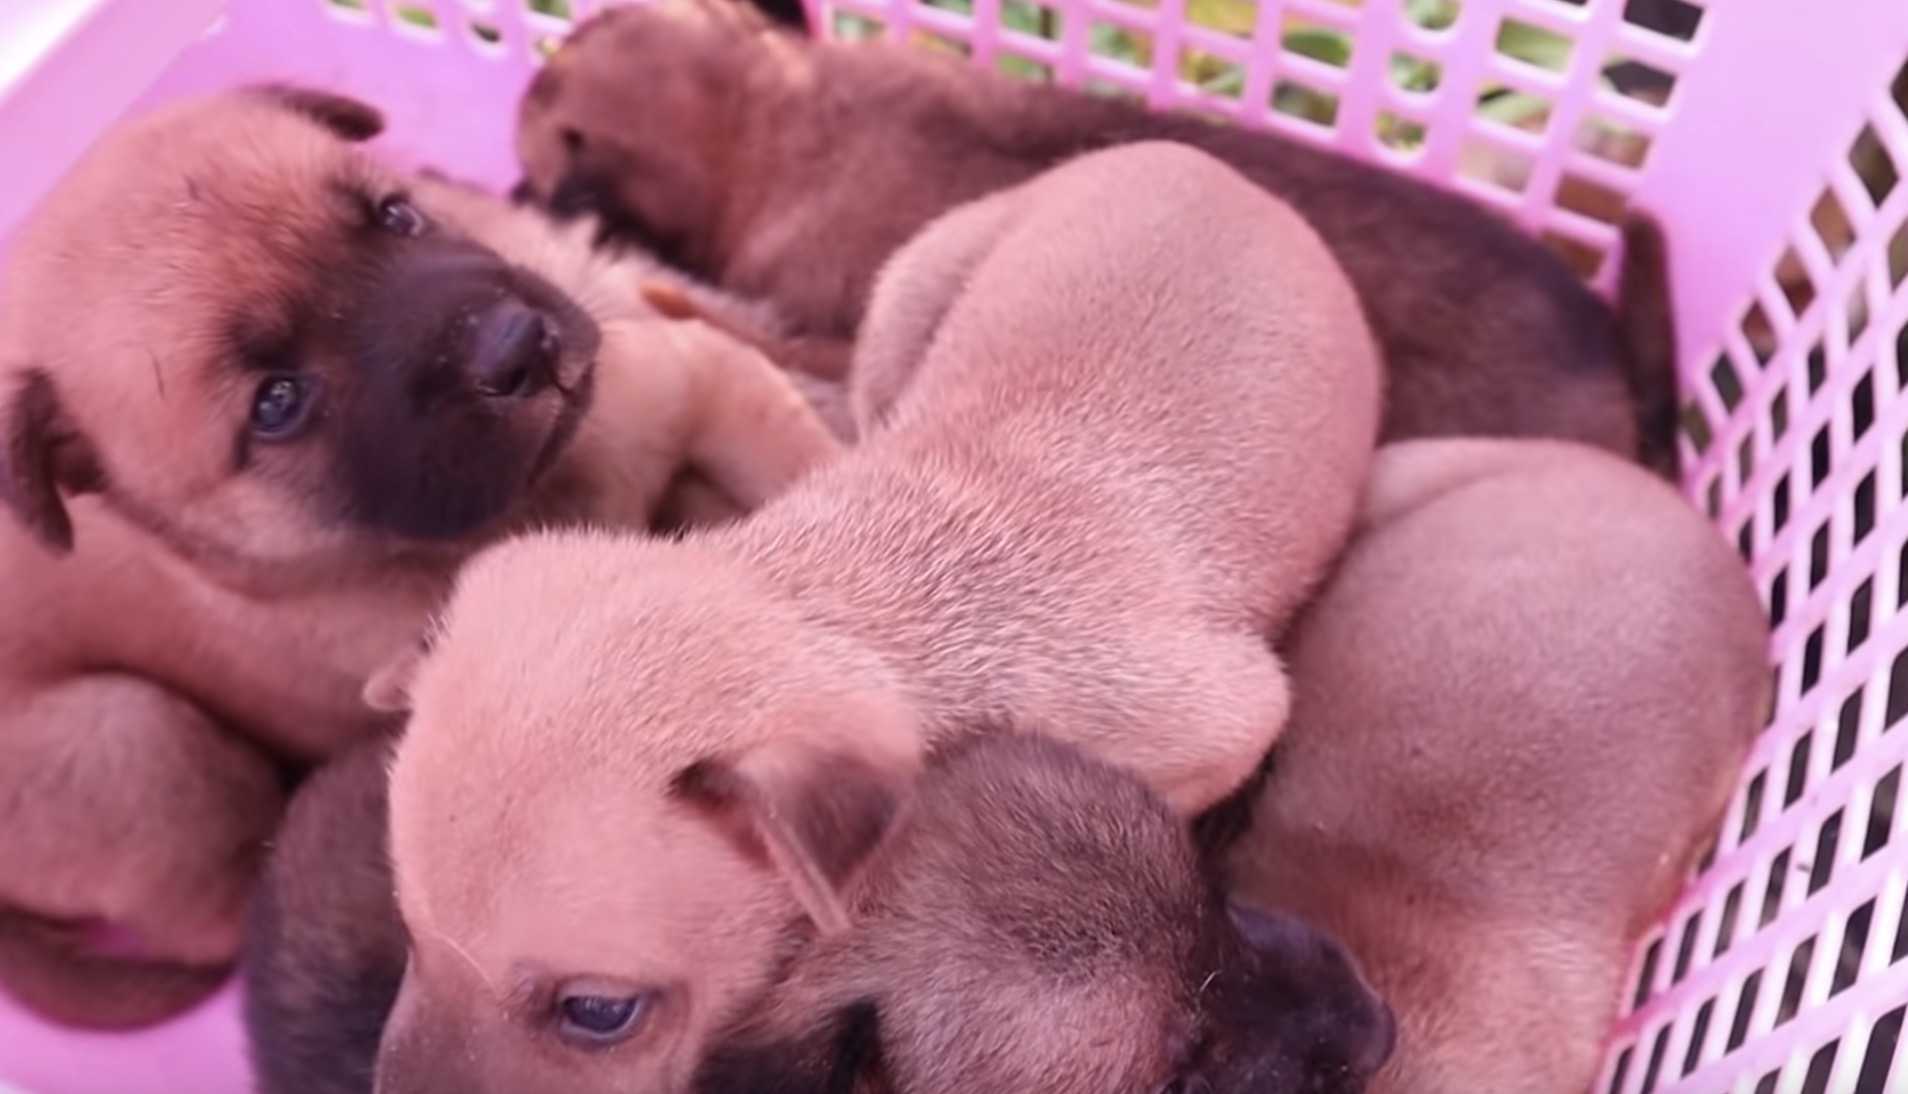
[[376, 195, 427, 237], [250, 374, 317, 440], [556, 992, 649, 1046]]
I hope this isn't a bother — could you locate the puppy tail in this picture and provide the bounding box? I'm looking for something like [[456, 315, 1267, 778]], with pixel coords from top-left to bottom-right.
[[1615, 213, 1681, 478], [0, 908, 229, 1030]]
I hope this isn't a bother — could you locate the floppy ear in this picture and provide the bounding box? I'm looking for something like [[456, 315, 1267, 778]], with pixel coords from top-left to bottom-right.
[[363, 637, 429, 714], [0, 370, 103, 554], [252, 84, 386, 142], [673, 738, 912, 934]]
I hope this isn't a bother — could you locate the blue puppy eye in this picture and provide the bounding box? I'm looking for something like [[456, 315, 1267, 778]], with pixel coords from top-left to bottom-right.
[[250, 374, 315, 439], [558, 993, 647, 1045]]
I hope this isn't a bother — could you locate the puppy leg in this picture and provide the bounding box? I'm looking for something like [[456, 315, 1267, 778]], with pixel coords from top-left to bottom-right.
[[0, 674, 285, 1029], [671, 320, 845, 510], [851, 190, 1022, 431], [1153, 635, 1292, 816]]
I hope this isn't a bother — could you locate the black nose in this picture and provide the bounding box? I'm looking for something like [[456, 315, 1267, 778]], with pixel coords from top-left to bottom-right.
[[470, 301, 559, 398]]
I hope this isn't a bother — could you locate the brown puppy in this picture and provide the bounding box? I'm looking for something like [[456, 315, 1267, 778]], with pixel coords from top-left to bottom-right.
[[0, 85, 837, 1029], [243, 734, 405, 1094], [375, 141, 1379, 1093], [517, 0, 1678, 470], [695, 732, 1396, 1094], [1226, 437, 1769, 1094]]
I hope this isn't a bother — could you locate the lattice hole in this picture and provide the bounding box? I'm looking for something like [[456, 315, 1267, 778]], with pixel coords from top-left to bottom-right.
[[1681, 997, 1715, 1076], [1272, 78, 1341, 128], [525, 0, 572, 17], [1776, 244, 1816, 320], [998, 53, 1054, 82], [832, 10, 887, 40], [1851, 124, 1900, 207], [1605, 54, 1676, 110], [1284, 17, 1352, 66], [1542, 231, 1605, 279], [1576, 113, 1653, 169], [1860, 1007, 1905, 1092], [1556, 172, 1628, 226], [1636, 1023, 1671, 1092], [1459, 139, 1533, 193], [1000, 0, 1063, 39], [1801, 1041, 1838, 1094], [1182, 48, 1244, 98], [1743, 301, 1777, 365], [1375, 111, 1428, 155], [1404, 0, 1460, 33], [1623, 0, 1702, 43], [1090, 22, 1154, 69], [1890, 220, 1908, 289], [1812, 185, 1857, 267], [1496, 17, 1573, 74], [1727, 968, 1762, 1051], [392, 3, 443, 33], [1181, 0, 1252, 39], [1866, 764, 1900, 858], [1390, 50, 1441, 94], [1773, 936, 1816, 1026]]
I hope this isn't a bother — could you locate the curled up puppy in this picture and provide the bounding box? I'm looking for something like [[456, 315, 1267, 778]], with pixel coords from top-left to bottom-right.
[[1226, 438, 1769, 1094], [372, 141, 1380, 1093], [517, 0, 1680, 471], [696, 732, 1396, 1094], [0, 84, 837, 1029]]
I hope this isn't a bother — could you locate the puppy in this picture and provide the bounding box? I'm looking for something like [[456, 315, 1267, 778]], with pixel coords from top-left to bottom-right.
[[1225, 438, 1769, 1094], [243, 735, 404, 1094], [0, 84, 837, 1029], [696, 733, 1395, 1094], [240, 736, 1391, 1094], [517, 0, 1679, 471], [374, 141, 1379, 1093]]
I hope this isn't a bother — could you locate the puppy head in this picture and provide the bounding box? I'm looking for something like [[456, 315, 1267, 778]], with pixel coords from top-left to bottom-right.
[[698, 734, 1397, 1094], [515, 0, 800, 271], [0, 85, 601, 587], [374, 533, 919, 1094]]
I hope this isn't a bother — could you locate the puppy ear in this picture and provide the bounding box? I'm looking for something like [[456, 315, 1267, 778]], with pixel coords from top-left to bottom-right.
[[0, 370, 103, 554], [363, 638, 429, 714], [673, 738, 913, 934], [252, 84, 386, 142]]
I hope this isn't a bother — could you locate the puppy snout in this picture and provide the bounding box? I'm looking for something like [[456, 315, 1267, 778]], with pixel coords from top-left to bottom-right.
[[470, 300, 560, 398]]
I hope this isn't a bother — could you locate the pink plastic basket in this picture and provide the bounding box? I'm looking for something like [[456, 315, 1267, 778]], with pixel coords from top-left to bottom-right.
[[1, 1, 1905, 1091]]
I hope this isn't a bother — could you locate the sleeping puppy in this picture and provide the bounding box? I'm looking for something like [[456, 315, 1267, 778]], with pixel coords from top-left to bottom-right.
[[1226, 438, 1769, 1094], [696, 733, 1395, 1094], [241, 736, 1391, 1094], [517, 0, 1679, 471], [244, 735, 405, 1094], [0, 84, 838, 1029], [373, 141, 1380, 1093]]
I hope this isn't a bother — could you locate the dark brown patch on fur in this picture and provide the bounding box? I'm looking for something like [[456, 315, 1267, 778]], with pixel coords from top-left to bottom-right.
[[242, 736, 407, 1094], [0, 369, 103, 553]]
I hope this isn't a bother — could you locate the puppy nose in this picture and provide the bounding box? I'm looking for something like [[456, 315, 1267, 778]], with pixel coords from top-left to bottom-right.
[[470, 300, 559, 398], [1360, 997, 1399, 1076]]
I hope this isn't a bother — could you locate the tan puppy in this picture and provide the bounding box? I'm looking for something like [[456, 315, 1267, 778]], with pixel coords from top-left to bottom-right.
[[696, 733, 1395, 1094], [375, 141, 1380, 1093], [517, 0, 1679, 471], [0, 85, 837, 1029], [1226, 438, 1769, 1094], [242, 733, 1392, 1094]]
